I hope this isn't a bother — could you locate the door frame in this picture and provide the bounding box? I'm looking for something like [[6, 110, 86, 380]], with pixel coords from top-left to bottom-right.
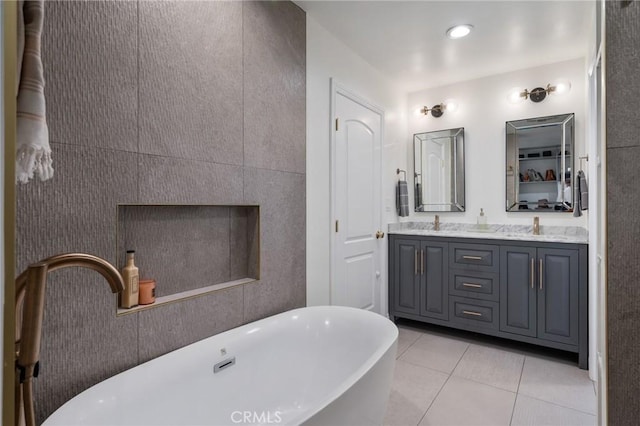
[[329, 79, 386, 314], [588, 0, 607, 421], [2, 2, 17, 424]]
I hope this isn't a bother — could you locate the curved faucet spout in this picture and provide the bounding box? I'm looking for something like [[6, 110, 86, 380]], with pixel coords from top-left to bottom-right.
[[14, 253, 124, 426], [15, 252, 124, 300]]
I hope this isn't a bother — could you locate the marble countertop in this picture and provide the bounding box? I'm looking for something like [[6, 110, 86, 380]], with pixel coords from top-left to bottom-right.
[[388, 222, 588, 244]]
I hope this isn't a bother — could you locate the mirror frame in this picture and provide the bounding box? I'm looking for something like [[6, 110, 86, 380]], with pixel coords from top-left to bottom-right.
[[413, 127, 465, 212], [505, 113, 575, 212]]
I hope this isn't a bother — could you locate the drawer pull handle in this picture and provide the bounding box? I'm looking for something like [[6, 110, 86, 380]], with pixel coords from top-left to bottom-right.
[[462, 283, 482, 288], [415, 250, 418, 275], [462, 310, 483, 317], [462, 255, 483, 260]]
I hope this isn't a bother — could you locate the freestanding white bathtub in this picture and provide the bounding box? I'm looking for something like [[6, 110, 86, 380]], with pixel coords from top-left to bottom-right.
[[43, 306, 398, 425]]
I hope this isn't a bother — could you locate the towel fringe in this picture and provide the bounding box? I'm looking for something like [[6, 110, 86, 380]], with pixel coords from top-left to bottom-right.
[[16, 145, 54, 184]]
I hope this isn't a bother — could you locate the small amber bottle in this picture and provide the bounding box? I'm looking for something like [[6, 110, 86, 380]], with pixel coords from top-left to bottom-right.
[[120, 250, 139, 308]]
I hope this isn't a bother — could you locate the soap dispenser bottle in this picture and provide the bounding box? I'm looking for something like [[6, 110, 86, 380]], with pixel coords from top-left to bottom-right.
[[120, 250, 139, 309], [477, 208, 487, 228]]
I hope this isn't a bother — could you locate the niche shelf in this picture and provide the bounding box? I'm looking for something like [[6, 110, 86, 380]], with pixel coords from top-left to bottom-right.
[[115, 204, 260, 316]]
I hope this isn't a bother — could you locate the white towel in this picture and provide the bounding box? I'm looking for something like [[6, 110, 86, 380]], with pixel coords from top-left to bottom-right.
[[16, 0, 53, 184]]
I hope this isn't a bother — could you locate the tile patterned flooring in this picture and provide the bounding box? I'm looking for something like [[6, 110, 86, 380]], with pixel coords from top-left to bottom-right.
[[384, 322, 597, 426]]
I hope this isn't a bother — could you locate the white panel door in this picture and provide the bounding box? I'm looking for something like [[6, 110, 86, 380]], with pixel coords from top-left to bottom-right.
[[332, 85, 383, 313]]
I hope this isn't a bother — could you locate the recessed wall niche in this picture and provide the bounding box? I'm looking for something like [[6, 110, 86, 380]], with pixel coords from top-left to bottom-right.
[[116, 204, 260, 314]]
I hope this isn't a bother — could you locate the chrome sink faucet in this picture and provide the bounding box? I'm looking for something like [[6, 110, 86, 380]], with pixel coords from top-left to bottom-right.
[[434, 215, 440, 231], [533, 216, 540, 235], [15, 253, 124, 426]]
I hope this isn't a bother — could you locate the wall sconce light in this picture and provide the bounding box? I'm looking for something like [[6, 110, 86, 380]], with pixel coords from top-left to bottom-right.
[[508, 80, 571, 104], [419, 100, 458, 117]]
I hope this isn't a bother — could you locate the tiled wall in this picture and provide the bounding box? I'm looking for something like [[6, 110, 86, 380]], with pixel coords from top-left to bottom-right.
[[605, 1, 640, 424], [15, 1, 305, 423]]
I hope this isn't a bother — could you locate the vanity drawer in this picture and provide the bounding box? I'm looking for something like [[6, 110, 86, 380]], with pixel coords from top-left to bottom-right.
[[449, 270, 499, 301], [450, 243, 499, 272], [449, 297, 499, 331]]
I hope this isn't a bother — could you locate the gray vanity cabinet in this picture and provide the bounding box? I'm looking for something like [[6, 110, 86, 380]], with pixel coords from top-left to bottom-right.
[[500, 246, 579, 346], [419, 242, 449, 320], [391, 238, 421, 316], [537, 248, 579, 345], [389, 234, 588, 369], [390, 237, 448, 320], [500, 246, 537, 337]]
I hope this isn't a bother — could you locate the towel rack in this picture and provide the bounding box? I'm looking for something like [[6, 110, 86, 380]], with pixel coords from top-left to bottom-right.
[[396, 168, 407, 180], [578, 155, 589, 169]]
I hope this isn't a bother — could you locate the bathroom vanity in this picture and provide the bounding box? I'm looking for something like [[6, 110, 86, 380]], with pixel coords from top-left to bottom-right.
[[388, 223, 588, 369]]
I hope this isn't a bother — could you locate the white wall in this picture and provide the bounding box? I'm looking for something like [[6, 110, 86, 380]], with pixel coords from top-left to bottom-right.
[[306, 16, 407, 309], [405, 58, 588, 228]]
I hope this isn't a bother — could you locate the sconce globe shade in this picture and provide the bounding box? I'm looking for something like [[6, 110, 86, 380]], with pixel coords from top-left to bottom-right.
[[507, 88, 525, 104], [553, 79, 572, 95], [446, 24, 473, 39], [444, 99, 458, 113]]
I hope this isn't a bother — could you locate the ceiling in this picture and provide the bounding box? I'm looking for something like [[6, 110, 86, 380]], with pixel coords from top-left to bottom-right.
[[296, 1, 594, 93]]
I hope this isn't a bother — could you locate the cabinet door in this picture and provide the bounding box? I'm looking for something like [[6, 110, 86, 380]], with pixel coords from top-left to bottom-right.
[[392, 239, 421, 315], [500, 246, 537, 337], [419, 241, 449, 320], [537, 248, 579, 345]]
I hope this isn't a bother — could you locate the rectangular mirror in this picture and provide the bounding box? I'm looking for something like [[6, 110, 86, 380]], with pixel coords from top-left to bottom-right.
[[414, 128, 465, 212], [506, 113, 575, 212]]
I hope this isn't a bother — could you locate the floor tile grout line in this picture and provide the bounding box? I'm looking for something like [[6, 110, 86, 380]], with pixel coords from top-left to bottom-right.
[[516, 392, 598, 417], [509, 355, 527, 425], [395, 331, 422, 359], [509, 393, 520, 426], [416, 343, 471, 425]]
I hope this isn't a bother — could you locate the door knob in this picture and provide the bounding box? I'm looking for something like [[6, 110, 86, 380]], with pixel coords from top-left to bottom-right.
[[375, 230, 385, 239]]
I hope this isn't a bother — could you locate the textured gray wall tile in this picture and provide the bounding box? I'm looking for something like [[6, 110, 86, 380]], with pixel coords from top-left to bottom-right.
[[16, 143, 138, 271], [138, 286, 244, 362], [35, 270, 139, 424], [16, 143, 139, 423], [243, 168, 306, 323], [139, 1, 243, 164], [606, 3, 640, 424], [119, 206, 232, 297], [138, 155, 244, 204], [606, 147, 640, 421], [42, 1, 137, 151], [606, 1, 640, 149], [244, 1, 306, 174]]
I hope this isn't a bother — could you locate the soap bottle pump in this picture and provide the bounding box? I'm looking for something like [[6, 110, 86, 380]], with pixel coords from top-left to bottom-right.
[[477, 208, 487, 228], [120, 250, 139, 309]]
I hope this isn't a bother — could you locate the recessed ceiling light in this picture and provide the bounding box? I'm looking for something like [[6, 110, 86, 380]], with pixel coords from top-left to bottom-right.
[[446, 24, 473, 39]]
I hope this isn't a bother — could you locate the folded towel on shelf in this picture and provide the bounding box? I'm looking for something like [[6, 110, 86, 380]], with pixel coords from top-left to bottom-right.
[[573, 170, 589, 217], [16, 0, 53, 184], [396, 180, 409, 217]]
